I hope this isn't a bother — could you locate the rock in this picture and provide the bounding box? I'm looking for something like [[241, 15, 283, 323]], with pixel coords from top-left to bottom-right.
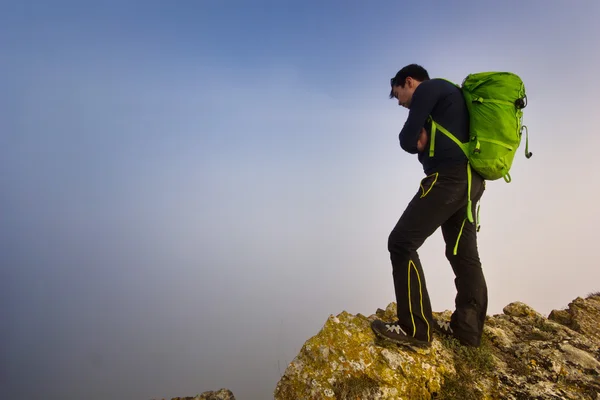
[[503, 301, 543, 319], [166, 388, 236, 400], [549, 292, 600, 342], [274, 308, 452, 399], [274, 294, 600, 399]]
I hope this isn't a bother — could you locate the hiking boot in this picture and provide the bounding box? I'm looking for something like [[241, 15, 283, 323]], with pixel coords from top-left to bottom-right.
[[371, 319, 431, 348], [433, 317, 482, 347], [432, 317, 454, 338]]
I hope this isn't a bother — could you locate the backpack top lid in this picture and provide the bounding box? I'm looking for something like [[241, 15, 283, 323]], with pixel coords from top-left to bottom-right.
[[461, 72, 526, 108]]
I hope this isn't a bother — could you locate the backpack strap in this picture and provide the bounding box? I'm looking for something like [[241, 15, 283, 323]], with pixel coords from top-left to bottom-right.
[[523, 125, 533, 159], [429, 119, 437, 157], [427, 117, 470, 157], [466, 162, 474, 224], [471, 97, 515, 107], [427, 117, 476, 255], [453, 218, 467, 255], [452, 163, 475, 256], [426, 117, 473, 217]]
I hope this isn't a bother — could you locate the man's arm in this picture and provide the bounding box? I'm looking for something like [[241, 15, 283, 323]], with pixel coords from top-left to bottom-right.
[[398, 81, 442, 154], [416, 128, 428, 152]]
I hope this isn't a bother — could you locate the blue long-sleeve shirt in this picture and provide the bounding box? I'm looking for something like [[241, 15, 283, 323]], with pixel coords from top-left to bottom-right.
[[398, 78, 470, 175]]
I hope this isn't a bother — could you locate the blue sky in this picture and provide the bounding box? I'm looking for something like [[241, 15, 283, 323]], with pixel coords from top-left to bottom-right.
[[2, 1, 600, 399]]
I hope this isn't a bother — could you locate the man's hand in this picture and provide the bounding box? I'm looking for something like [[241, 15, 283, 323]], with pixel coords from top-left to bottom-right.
[[417, 128, 428, 152]]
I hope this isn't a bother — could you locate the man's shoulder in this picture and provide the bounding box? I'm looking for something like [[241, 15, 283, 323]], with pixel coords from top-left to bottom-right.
[[428, 78, 460, 91], [415, 78, 459, 97]]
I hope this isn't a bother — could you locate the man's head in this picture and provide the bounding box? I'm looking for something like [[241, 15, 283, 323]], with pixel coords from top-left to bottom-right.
[[389, 64, 430, 108]]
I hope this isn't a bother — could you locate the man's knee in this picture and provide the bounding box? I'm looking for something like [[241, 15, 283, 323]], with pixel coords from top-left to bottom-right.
[[388, 228, 417, 255], [445, 236, 481, 265], [447, 251, 483, 272]]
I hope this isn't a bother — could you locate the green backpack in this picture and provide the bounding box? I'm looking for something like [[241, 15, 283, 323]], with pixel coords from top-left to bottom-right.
[[427, 72, 532, 253]]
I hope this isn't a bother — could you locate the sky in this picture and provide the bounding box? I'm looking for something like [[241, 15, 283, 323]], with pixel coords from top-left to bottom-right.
[[2, 1, 600, 399]]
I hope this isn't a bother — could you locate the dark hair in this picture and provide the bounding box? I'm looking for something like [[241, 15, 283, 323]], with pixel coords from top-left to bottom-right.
[[389, 64, 430, 98]]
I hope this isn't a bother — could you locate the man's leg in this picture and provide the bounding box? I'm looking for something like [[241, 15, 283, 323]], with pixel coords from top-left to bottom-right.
[[440, 173, 488, 347], [373, 168, 470, 345]]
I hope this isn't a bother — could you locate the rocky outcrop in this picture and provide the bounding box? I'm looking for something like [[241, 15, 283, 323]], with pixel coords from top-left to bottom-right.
[[549, 293, 600, 342], [158, 388, 236, 400], [274, 293, 600, 399]]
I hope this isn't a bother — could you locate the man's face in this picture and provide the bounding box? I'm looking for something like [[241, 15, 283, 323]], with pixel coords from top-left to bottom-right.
[[392, 77, 417, 108]]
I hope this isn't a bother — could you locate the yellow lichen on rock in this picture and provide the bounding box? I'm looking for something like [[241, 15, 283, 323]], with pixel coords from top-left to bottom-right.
[[275, 296, 600, 400], [274, 305, 454, 400]]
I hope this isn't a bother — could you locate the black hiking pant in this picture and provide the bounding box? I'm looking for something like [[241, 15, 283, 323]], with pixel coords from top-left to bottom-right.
[[387, 162, 487, 347]]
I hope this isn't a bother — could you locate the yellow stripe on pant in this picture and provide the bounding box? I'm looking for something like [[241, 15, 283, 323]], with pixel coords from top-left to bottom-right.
[[408, 260, 431, 342]]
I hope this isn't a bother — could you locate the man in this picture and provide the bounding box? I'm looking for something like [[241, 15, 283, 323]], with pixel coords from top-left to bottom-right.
[[370, 64, 487, 348]]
